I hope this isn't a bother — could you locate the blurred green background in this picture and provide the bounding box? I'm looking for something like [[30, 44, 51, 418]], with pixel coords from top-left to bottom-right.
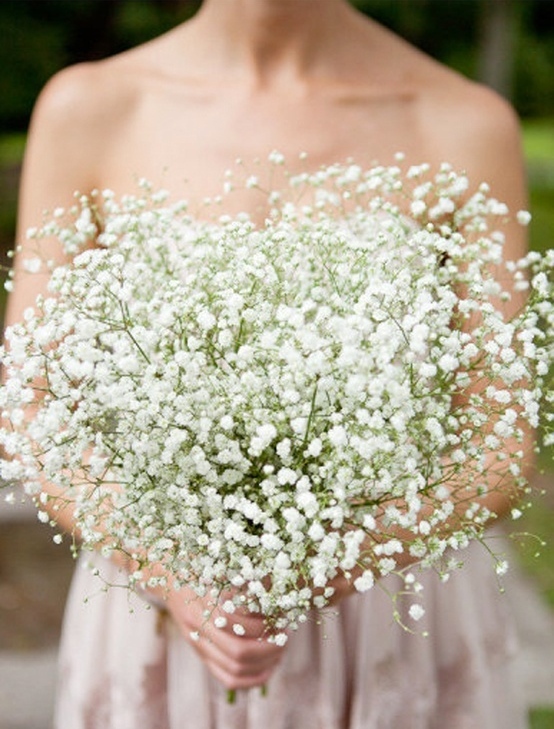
[[0, 1, 552, 725]]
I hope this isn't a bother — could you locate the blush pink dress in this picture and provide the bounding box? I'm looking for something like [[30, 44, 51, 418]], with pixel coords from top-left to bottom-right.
[[54, 536, 527, 729]]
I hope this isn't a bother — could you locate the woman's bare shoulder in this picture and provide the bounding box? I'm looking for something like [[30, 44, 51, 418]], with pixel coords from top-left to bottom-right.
[[24, 45, 167, 195], [32, 55, 144, 136], [407, 56, 524, 190], [28, 27, 193, 154], [425, 68, 519, 137], [364, 24, 527, 212], [359, 20, 522, 170]]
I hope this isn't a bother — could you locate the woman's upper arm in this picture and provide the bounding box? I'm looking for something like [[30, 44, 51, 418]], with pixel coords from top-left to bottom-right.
[[453, 86, 527, 227], [432, 83, 529, 317], [6, 63, 107, 329]]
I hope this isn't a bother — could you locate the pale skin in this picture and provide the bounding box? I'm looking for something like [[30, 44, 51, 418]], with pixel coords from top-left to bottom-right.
[[6, 0, 531, 694]]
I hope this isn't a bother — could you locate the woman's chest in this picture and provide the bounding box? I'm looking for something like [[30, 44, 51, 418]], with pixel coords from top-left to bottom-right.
[[96, 83, 439, 214]]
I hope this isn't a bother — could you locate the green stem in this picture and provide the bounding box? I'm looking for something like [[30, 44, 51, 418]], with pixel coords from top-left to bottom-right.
[[302, 378, 319, 448], [226, 684, 267, 704]]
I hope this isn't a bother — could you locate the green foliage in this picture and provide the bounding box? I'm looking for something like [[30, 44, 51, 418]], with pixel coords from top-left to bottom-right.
[[529, 187, 554, 255], [0, 0, 200, 131], [352, 0, 478, 59], [530, 707, 554, 729], [515, 495, 554, 609], [351, 0, 554, 119], [0, 2, 67, 130], [523, 119, 554, 163], [515, 32, 554, 118], [0, 134, 26, 166], [114, 1, 199, 50], [0, 134, 25, 262], [525, 118, 554, 261], [523, 120, 554, 470], [517, 0, 554, 117]]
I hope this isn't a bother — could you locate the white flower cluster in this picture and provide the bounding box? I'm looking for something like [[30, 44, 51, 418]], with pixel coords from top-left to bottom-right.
[[1, 157, 552, 634]]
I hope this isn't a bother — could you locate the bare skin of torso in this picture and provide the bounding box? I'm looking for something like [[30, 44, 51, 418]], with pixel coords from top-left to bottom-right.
[[7, 0, 529, 695]]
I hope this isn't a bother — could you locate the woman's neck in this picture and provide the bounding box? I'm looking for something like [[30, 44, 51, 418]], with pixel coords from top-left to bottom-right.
[[188, 0, 364, 86]]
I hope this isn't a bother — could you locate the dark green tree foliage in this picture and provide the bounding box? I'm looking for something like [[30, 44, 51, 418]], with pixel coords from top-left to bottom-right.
[[0, 0, 200, 131], [0, 1, 67, 131], [515, 0, 554, 117]]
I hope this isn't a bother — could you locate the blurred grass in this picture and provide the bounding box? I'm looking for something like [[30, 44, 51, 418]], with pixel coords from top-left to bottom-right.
[[0, 133, 24, 233], [506, 122, 554, 669], [522, 118, 553, 473], [514, 484, 554, 609], [530, 707, 554, 729], [0, 132, 26, 165], [504, 124, 554, 646], [523, 119, 554, 163], [524, 118, 554, 260]]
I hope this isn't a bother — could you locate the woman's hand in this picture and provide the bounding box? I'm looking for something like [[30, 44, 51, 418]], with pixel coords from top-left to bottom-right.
[[164, 585, 287, 691]]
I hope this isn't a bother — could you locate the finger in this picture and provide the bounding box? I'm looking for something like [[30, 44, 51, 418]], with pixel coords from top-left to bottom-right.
[[212, 611, 269, 640], [194, 627, 284, 670], [203, 656, 277, 691], [192, 634, 285, 690], [165, 588, 286, 681]]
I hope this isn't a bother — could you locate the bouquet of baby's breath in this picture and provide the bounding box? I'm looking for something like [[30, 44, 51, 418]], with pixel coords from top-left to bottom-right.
[[1, 155, 552, 638]]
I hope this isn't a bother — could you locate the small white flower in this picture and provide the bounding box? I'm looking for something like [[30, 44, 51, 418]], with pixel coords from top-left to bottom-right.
[[362, 514, 376, 530], [495, 560, 509, 576], [261, 533, 282, 550], [268, 150, 285, 165], [516, 210, 531, 226], [354, 570, 375, 592], [296, 490, 318, 517], [277, 467, 298, 485], [438, 353, 458, 373], [273, 632, 288, 646], [307, 438, 322, 457], [290, 417, 307, 436], [410, 200, 427, 217], [418, 520, 431, 536], [308, 522, 325, 541], [23, 257, 42, 274], [196, 309, 216, 331], [328, 425, 348, 447], [276, 439, 291, 459], [257, 423, 277, 444], [408, 603, 425, 621]]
